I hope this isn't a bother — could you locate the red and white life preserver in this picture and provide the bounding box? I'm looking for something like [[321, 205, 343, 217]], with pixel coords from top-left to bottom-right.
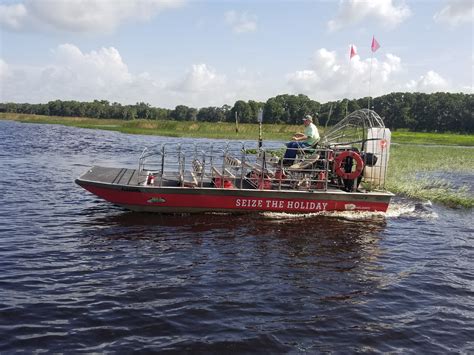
[[334, 151, 365, 180]]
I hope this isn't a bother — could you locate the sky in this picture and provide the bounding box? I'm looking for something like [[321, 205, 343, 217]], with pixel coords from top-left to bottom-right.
[[0, 0, 472, 109]]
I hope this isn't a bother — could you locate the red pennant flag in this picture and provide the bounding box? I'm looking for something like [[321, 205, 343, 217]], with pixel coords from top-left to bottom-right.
[[371, 36, 380, 52], [350, 45, 357, 59]]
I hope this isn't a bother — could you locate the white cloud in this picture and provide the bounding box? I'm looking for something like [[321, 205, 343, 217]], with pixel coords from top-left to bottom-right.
[[405, 70, 450, 92], [433, 0, 473, 26], [0, 58, 9, 79], [0, 0, 183, 33], [0, 3, 27, 30], [224, 10, 257, 34], [287, 48, 459, 101], [172, 64, 226, 93], [51, 44, 134, 87], [328, 0, 411, 31], [0, 44, 158, 104], [287, 47, 404, 101], [312, 48, 339, 71], [0, 44, 254, 108], [167, 64, 267, 107]]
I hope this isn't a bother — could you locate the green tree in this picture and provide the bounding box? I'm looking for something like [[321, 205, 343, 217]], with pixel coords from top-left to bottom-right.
[[231, 100, 252, 123], [197, 107, 225, 122], [171, 105, 190, 121], [263, 97, 285, 123]]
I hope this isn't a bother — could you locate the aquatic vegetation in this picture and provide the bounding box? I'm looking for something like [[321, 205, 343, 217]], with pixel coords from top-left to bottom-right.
[[387, 145, 474, 208], [391, 130, 474, 146]]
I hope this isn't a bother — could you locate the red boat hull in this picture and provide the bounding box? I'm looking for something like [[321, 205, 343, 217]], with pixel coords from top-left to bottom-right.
[[77, 180, 392, 213]]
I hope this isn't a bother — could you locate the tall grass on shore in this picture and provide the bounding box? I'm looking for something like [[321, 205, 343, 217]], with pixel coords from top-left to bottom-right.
[[2, 113, 473, 145], [0, 113, 302, 141], [391, 129, 474, 146], [387, 145, 474, 208]]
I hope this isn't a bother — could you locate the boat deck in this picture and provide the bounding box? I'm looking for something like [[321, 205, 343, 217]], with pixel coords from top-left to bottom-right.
[[78, 165, 390, 195], [81, 167, 140, 185], [79, 166, 257, 189], [79, 167, 176, 186]]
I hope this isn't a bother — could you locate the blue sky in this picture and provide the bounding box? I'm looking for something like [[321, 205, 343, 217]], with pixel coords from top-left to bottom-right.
[[0, 0, 472, 109]]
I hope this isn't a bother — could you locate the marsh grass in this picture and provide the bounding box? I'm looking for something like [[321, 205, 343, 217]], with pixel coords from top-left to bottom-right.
[[1, 113, 303, 140], [391, 130, 474, 146], [121, 119, 303, 140], [2, 113, 473, 145], [388, 145, 474, 207], [2, 113, 473, 207]]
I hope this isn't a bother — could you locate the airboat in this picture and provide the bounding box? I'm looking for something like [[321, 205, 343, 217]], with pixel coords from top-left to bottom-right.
[[76, 109, 394, 213]]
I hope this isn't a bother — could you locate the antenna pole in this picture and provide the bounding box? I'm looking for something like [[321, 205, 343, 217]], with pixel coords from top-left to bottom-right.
[[368, 53, 373, 111]]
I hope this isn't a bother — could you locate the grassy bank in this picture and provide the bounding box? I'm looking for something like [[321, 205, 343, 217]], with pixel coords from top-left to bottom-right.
[[2, 112, 473, 145], [391, 129, 474, 146], [387, 145, 474, 208], [0, 113, 300, 141], [2, 112, 473, 207]]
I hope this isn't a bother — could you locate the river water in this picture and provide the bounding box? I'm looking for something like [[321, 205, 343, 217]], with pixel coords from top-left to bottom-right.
[[0, 120, 473, 353]]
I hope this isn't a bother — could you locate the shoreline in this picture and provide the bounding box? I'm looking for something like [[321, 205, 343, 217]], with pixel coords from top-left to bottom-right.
[[1, 112, 473, 146]]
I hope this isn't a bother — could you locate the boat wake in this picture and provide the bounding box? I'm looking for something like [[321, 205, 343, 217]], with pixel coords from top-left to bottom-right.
[[385, 199, 438, 219], [261, 210, 386, 221], [261, 199, 438, 221]]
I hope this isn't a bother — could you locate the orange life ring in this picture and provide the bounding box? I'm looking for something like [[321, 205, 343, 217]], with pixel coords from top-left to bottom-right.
[[334, 151, 365, 180]]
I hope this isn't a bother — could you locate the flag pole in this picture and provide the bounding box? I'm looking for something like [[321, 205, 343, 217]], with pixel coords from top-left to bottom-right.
[[347, 46, 350, 116], [368, 35, 380, 111], [368, 53, 373, 110], [348, 44, 356, 116]]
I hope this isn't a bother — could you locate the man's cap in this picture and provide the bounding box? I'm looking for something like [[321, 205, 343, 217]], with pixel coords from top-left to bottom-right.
[[303, 114, 313, 122]]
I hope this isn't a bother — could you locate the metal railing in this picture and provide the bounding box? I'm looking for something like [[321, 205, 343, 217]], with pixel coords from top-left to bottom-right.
[[136, 141, 387, 192]]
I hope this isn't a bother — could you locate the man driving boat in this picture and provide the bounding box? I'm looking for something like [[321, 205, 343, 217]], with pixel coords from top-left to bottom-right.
[[282, 114, 320, 165]]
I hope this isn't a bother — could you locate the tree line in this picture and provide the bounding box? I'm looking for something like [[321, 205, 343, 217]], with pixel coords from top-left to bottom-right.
[[1, 92, 472, 133]]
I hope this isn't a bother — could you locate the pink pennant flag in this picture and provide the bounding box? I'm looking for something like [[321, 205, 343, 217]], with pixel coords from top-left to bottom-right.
[[350, 45, 357, 59], [371, 36, 380, 52]]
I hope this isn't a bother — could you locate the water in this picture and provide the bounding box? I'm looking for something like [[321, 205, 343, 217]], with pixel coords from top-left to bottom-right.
[[0, 120, 473, 353]]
